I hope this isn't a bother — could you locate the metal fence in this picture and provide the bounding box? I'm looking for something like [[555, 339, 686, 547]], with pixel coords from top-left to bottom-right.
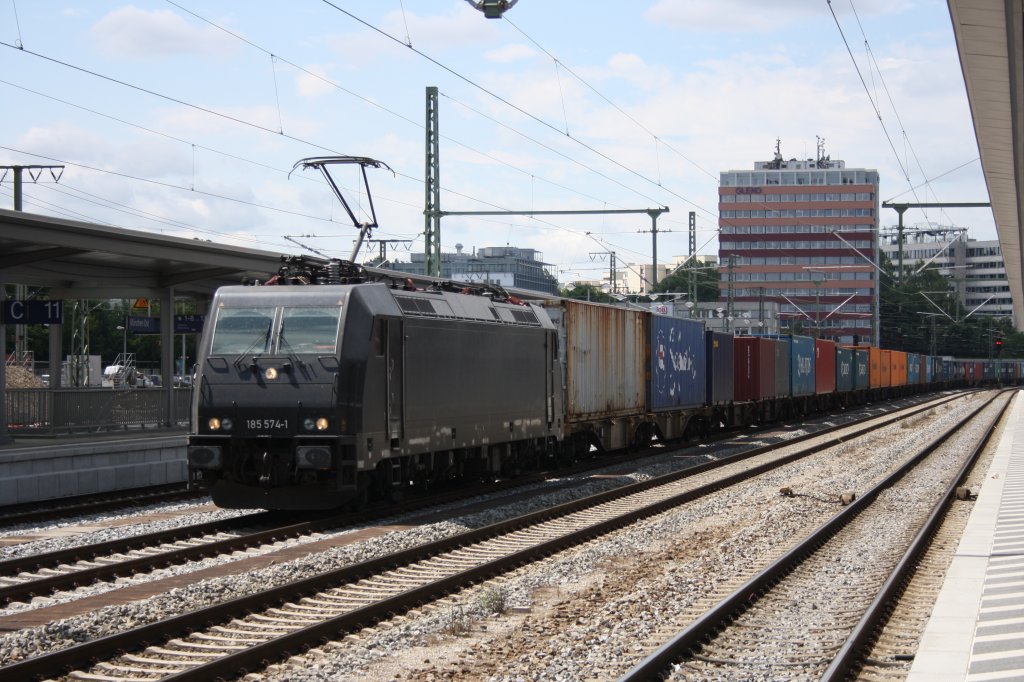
[[6, 388, 192, 434]]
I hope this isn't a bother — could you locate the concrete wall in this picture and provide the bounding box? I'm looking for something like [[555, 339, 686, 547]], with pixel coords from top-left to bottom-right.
[[0, 435, 186, 505]]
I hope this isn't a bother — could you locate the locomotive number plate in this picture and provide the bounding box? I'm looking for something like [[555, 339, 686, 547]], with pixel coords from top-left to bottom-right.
[[246, 418, 290, 431]]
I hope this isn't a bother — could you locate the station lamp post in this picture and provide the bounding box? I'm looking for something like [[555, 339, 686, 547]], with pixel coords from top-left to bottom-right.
[[115, 323, 127, 363]]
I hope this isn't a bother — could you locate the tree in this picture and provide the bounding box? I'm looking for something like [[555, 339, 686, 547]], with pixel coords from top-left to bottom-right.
[[651, 259, 721, 301], [879, 251, 1024, 357], [559, 283, 614, 303]]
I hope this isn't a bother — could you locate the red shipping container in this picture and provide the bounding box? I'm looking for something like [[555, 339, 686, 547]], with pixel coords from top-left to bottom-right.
[[814, 339, 836, 394], [734, 336, 775, 401]]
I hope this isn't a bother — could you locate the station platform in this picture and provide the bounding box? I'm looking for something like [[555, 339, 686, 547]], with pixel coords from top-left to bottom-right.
[[909, 391, 1024, 681], [0, 428, 187, 506]]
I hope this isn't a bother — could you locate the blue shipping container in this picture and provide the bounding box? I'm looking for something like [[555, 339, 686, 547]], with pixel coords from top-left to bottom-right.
[[648, 315, 706, 411], [836, 347, 853, 392], [705, 331, 734, 404], [923, 355, 933, 384], [790, 335, 815, 396], [907, 353, 920, 385], [852, 347, 869, 390]]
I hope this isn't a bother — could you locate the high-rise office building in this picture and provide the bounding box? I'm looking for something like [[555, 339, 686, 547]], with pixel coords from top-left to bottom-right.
[[718, 141, 880, 344]]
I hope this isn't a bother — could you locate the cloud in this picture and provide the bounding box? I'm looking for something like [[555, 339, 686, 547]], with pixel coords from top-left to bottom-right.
[[18, 121, 178, 174], [153, 104, 323, 140], [644, 0, 910, 33], [485, 43, 537, 63], [295, 64, 337, 98], [326, 3, 501, 65], [385, 4, 501, 50], [605, 53, 673, 91], [90, 5, 237, 58]]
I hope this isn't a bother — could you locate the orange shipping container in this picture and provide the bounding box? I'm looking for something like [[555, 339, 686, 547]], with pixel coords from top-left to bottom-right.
[[879, 349, 892, 387], [868, 346, 882, 388], [891, 350, 907, 387]]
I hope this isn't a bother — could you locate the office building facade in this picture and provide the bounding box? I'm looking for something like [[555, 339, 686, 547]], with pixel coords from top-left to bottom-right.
[[718, 144, 880, 344]]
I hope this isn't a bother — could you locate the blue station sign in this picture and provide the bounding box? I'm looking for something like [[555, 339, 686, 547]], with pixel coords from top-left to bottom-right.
[[2, 300, 64, 324], [127, 315, 206, 335]]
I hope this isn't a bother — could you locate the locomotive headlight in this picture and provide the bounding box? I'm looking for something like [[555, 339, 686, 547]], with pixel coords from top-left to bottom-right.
[[208, 417, 222, 431], [264, 367, 279, 381], [221, 418, 233, 431], [303, 417, 330, 431]]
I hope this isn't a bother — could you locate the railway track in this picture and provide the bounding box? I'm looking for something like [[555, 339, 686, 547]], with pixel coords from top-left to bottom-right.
[[0, 393, 960, 615], [0, 391, 982, 681], [851, 465, 986, 680], [620, 390, 1010, 681]]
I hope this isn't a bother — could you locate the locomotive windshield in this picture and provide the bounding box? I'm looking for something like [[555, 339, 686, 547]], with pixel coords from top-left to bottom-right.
[[210, 308, 274, 355], [279, 307, 342, 354], [209, 305, 342, 356]]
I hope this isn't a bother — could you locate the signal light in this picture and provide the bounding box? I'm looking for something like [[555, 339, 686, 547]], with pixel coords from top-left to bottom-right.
[[995, 339, 1004, 355]]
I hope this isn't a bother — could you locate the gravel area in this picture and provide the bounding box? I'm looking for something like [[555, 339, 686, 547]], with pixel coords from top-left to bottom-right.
[[0, 392, 983, 676], [0, 500, 254, 561], [255, 392, 993, 681]]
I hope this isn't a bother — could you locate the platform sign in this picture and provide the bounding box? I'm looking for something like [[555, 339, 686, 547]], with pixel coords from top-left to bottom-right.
[[175, 314, 205, 333], [127, 316, 160, 334], [2, 300, 64, 324], [127, 315, 206, 334]]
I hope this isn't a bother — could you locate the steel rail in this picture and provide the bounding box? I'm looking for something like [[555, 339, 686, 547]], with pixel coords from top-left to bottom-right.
[[0, 392, 970, 681], [822, 392, 1013, 679], [0, 393, 956, 606], [619, 390, 1005, 681]]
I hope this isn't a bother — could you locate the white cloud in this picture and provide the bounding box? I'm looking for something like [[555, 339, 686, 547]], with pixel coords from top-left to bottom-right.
[[153, 104, 322, 140], [485, 43, 537, 63], [327, 4, 501, 65], [605, 53, 673, 91], [90, 5, 237, 58], [385, 4, 500, 50], [644, 0, 910, 33], [295, 64, 337, 98]]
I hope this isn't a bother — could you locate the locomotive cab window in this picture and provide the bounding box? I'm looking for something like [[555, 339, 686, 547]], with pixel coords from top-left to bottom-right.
[[210, 308, 275, 355], [279, 307, 342, 354]]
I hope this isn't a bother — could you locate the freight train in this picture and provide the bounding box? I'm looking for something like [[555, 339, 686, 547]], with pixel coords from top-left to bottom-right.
[[187, 259, 1021, 510]]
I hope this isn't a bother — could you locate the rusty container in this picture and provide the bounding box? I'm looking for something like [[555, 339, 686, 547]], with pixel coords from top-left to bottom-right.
[[551, 299, 647, 421]]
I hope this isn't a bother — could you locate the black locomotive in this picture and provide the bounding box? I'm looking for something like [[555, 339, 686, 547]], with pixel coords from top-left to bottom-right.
[[187, 259, 561, 509]]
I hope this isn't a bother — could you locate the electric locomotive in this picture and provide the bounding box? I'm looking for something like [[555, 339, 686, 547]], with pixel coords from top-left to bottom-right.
[[187, 259, 562, 509]]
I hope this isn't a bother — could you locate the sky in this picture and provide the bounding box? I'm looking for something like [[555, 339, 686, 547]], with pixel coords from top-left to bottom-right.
[[0, 1, 993, 286]]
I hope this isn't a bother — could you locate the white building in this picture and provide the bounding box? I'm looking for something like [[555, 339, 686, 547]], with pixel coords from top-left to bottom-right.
[[880, 229, 1013, 322]]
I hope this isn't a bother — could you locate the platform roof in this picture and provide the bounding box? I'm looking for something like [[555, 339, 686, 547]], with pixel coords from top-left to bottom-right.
[[0, 207, 287, 299], [948, 0, 1024, 329]]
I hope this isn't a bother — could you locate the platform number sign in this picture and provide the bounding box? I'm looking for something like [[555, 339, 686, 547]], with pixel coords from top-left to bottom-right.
[[2, 300, 64, 325]]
